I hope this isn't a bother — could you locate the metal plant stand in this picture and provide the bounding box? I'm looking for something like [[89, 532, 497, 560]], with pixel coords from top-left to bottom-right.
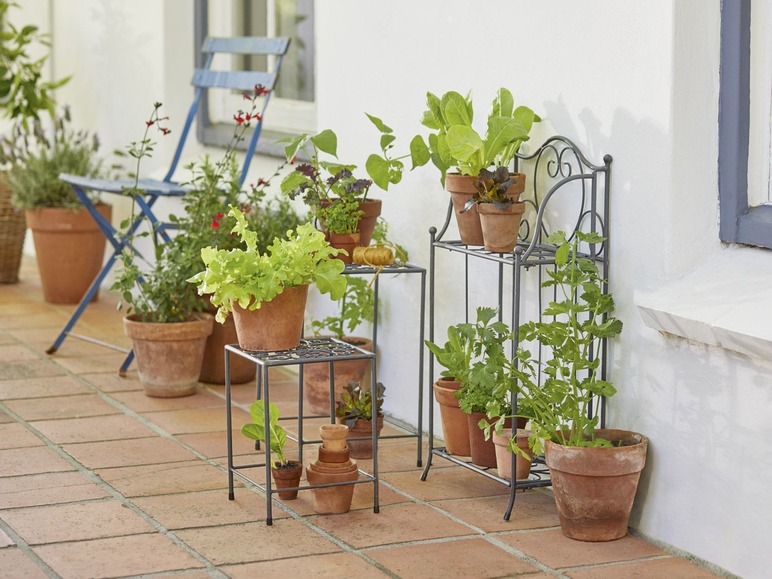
[[225, 337, 378, 525], [420, 136, 614, 521]]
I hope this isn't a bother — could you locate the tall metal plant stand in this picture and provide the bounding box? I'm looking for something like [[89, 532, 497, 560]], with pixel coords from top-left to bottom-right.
[[420, 136, 614, 521], [224, 337, 378, 525]]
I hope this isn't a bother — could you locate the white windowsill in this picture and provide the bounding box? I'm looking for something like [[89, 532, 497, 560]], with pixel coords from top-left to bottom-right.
[[635, 245, 772, 360]]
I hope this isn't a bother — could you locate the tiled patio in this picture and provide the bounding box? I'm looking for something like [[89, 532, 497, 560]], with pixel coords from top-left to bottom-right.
[[0, 259, 719, 578]]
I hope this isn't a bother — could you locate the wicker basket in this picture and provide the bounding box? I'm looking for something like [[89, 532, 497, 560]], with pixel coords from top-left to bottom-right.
[[0, 179, 26, 284]]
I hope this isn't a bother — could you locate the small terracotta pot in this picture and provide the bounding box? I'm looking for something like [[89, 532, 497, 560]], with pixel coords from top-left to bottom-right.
[[271, 460, 303, 500], [320, 424, 349, 450], [545, 429, 649, 542], [433, 378, 471, 456], [467, 412, 511, 468], [306, 460, 359, 514], [356, 198, 382, 247], [231, 284, 309, 351], [317, 445, 350, 463], [477, 202, 526, 253], [328, 231, 361, 264], [345, 416, 384, 459], [493, 428, 534, 480]]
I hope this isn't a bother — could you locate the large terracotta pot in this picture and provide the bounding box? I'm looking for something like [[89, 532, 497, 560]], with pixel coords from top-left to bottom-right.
[[545, 429, 649, 542], [231, 285, 309, 351], [303, 336, 373, 415], [433, 378, 470, 456], [123, 313, 214, 398], [467, 412, 511, 468], [26, 204, 112, 303], [477, 202, 526, 253], [199, 312, 256, 385], [446, 173, 524, 246]]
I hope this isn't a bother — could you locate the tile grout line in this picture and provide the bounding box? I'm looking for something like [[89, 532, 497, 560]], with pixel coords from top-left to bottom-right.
[[0, 516, 62, 578]]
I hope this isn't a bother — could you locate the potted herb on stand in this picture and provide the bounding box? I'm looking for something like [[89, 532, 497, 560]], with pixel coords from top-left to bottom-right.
[[0, 0, 70, 284], [3, 108, 108, 303], [335, 380, 385, 459], [241, 400, 302, 500], [492, 231, 647, 542], [410, 88, 539, 246], [470, 166, 526, 253], [304, 277, 375, 415]]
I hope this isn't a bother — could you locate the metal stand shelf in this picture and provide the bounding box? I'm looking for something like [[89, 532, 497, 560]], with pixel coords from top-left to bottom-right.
[[341, 261, 427, 467], [225, 337, 378, 525], [420, 135, 613, 521]]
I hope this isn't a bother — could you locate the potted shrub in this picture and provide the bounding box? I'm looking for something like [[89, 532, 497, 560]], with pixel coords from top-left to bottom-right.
[[424, 323, 475, 456], [189, 206, 348, 352], [335, 380, 385, 459], [491, 231, 647, 542], [304, 277, 375, 415], [0, 0, 70, 284], [410, 88, 539, 246], [241, 400, 302, 500], [2, 108, 107, 302]]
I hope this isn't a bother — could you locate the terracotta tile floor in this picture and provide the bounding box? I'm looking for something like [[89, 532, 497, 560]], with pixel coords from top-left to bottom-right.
[[0, 259, 720, 578]]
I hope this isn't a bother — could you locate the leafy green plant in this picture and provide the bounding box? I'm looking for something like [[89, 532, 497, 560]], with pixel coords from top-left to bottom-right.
[[335, 380, 385, 424], [241, 400, 292, 467], [0, 0, 70, 128], [318, 196, 363, 234], [364, 113, 429, 191], [189, 205, 348, 323], [425, 323, 475, 381], [490, 231, 623, 456], [3, 107, 103, 210], [472, 166, 521, 207], [310, 276, 374, 339], [410, 88, 540, 185]]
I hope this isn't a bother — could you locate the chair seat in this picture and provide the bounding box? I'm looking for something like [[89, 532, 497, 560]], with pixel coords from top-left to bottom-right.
[[59, 173, 189, 197]]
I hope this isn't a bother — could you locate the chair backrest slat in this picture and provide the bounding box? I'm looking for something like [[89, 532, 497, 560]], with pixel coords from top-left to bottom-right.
[[163, 36, 290, 186]]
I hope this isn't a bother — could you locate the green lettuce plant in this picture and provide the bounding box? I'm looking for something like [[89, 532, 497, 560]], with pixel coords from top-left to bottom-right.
[[189, 205, 348, 323], [410, 87, 540, 186]]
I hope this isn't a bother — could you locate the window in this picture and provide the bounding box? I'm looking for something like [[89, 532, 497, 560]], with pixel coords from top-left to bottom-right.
[[194, 0, 315, 156], [719, 0, 772, 248]]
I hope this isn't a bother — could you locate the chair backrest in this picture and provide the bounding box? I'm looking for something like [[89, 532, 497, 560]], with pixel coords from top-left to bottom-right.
[[163, 36, 291, 186]]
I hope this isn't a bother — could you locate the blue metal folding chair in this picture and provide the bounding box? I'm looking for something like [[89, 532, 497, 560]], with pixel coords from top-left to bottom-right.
[[48, 36, 290, 375]]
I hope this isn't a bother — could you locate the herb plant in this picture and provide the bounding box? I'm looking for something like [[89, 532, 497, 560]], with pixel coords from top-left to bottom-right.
[[241, 400, 292, 467], [335, 380, 385, 423], [364, 113, 429, 191]]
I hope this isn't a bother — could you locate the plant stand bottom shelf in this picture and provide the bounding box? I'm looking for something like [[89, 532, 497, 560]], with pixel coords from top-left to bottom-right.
[[224, 338, 380, 525]]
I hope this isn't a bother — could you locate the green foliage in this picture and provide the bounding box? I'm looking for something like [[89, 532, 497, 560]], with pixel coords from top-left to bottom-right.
[[310, 277, 375, 339], [411, 88, 540, 185], [425, 322, 475, 381], [2, 108, 103, 210], [0, 0, 70, 129], [364, 112, 428, 190], [318, 196, 362, 234], [240, 400, 290, 467], [335, 380, 385, 423], [494, 231, 623, 454], [189, 206, 348, 323]]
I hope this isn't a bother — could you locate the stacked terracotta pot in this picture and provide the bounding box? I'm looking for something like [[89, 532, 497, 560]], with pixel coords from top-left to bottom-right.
[[306, 424, 359, 514]]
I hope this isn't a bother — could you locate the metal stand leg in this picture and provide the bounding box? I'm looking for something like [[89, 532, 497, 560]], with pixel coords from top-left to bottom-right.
[[226, 351, 235, 501]]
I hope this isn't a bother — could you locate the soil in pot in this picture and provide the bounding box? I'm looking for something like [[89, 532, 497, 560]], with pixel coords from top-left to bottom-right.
[[271, 460, 303, 500], [231, 284, 309, 351], [303, 336, 373, 416], [26, 204, 112, 303], [545, 428, 649, 542], [433, 377, 470, 456], [123, 313, 214, 398]]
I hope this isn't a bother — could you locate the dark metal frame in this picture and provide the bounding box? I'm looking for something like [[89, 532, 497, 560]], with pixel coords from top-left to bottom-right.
[[719, 0, 772, 248], [420, 135, 613, 521]]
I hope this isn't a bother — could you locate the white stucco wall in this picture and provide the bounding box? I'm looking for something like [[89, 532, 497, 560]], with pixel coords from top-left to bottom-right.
[[19, 1, 771, 576]]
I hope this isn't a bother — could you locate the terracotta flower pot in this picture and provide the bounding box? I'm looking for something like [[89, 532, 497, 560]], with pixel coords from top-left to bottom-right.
[[477, 202, 526, 253], [467, 412, 512, 468], [319, 198, 382, 248], [306, 460, 359, 514], [320, 424, 349, 451], [123, 313, 214, 398], [446, 173, 524, 246], [303, 336, 373, 416], [433, 378, 471, 456], [271, 460, 303, 500], [199, 310, 256, 385], [493, 428, 534, 480], [345, 416, 384, 459], [26, 204, 112, 303], [328, 231, 361, 264], [545, 429, 649, 542], [231, 284, 309, 351]]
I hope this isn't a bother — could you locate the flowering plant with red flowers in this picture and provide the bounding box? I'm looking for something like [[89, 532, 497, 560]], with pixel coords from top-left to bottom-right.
[[112, 86, 302, 323]]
